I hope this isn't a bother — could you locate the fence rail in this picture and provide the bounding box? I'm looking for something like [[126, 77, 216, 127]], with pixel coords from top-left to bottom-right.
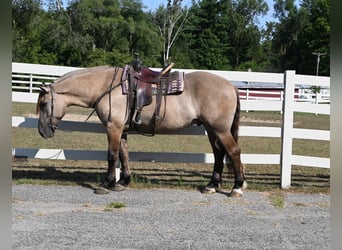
[[12, 63, 330, 188]]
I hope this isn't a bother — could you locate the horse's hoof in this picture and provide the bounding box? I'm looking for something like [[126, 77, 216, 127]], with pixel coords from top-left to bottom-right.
[[202, 186, 216, 194], [228, 188, 244, 198], [94, 186, 110, 195], [110, 183, 126, 192]]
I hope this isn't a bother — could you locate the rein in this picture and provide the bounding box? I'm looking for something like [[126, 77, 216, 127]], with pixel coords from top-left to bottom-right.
[[85, 67, 121, 123], [46, 68, 121, 130]]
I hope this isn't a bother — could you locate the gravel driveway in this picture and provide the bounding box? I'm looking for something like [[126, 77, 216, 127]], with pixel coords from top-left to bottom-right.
[[12, 184, 330, 250]]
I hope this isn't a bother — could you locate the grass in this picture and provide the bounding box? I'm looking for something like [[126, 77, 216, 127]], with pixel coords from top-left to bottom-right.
[[269, 192, 285, 209], [12, 103, 330, 194], [104, 202, 126, 211]]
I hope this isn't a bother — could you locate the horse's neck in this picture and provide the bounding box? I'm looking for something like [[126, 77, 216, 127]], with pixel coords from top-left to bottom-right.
[[53, 76, 109, 109], [52, 85, 85, 108]]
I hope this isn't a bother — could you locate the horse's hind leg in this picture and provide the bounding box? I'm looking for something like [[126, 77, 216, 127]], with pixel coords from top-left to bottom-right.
[[215, 131, 245, 197], [203, 130, 225, 194]]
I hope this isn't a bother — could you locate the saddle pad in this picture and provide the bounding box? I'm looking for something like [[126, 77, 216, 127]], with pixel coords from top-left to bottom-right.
[[159, 71, 185, 95]]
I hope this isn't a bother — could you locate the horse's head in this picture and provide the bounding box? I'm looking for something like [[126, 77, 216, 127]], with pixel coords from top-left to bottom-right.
[[36, 84, 67, 139]]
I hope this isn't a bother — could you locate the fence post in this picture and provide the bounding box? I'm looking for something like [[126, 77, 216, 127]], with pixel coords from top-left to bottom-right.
[[280, 70, 296, 188], [29, 74, 33, 93], [280, 90, 284, 114], [246, 89, 249, 112]]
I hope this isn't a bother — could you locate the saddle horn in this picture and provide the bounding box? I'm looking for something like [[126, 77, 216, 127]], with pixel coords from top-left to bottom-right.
[[132, 52, 142, 72]]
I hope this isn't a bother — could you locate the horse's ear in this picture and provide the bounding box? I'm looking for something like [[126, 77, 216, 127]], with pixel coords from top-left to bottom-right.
[[40, 85, 50, 94]]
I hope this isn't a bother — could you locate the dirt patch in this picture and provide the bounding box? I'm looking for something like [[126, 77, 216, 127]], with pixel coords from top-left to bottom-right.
[[240, 116, 282, 125]]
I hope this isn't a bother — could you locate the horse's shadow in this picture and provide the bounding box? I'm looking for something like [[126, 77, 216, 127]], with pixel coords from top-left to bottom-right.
[[12, 162, 330, 193]]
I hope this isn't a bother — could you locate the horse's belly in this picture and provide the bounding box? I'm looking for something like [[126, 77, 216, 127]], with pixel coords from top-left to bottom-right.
[[137, 97, 197, 133]]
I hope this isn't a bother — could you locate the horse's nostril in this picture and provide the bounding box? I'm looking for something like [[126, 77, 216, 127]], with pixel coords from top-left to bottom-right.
[[49, 123, 58, 132]]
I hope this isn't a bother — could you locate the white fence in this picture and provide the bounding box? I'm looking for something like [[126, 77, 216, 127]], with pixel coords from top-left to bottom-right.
[[12, 63, 330, 188]]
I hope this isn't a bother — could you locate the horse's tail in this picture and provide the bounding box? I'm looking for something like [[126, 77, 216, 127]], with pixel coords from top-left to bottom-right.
[[227, 87, 246, 189], [231, 87, 240, 143]]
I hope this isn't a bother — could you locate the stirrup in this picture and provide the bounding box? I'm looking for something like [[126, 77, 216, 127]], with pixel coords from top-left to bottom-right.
[[133, 110, 142, 125]]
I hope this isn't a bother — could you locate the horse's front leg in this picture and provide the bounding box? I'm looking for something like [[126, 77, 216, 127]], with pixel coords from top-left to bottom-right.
[[95, 125, 123, 194], [118, 132, 131, 187]]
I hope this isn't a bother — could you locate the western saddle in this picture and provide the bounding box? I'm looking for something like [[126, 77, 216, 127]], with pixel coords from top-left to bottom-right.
[[121, 56, 183, 134]]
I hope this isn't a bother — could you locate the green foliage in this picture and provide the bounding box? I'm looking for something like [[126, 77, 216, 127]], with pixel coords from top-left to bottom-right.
[[270, 0, 330, 75], [12, 0, 330, 75]]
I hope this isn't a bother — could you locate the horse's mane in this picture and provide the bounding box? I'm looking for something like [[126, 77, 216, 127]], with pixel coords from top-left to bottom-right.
[[54, 66, 115, 84], [36, 91, 45, 114]]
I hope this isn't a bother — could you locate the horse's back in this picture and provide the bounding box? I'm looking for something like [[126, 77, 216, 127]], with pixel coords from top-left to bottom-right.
[[183, 71, 238, 128], [185, 71, 237, 101]]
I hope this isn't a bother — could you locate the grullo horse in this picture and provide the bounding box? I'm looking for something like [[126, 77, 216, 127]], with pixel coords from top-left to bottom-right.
[[37, 65, 246, 197]]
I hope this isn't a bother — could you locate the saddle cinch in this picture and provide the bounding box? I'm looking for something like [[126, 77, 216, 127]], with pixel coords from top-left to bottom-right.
[[121, 61, 185, 131]]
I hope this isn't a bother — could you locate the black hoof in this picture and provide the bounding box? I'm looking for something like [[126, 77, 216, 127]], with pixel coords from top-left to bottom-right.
[[109, 183, 126, 192], [201, 180, 221, 194], [118, 176, 131, 187], [94, 186, 110, 195]]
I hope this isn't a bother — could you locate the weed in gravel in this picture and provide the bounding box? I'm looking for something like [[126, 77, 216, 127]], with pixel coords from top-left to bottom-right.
[[272, 196, 285, 209], [268, 192, 285, 209], [104, 202, 126, 211]]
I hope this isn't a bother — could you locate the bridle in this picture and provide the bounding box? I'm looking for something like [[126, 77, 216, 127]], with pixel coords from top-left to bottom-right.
[[45, 84, 58, 132], [42, 67, 122, 132]]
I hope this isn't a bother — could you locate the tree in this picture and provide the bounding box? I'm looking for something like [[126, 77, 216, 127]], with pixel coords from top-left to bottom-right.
[[183, 0, 267, 70], [153, 0, 189, 65], [187, 0, 231, 69], [299, 0, 330, 75], [228, 0, 268, 69], [271, 0, 330, 75], [12, 0, 328, 73], [12, 0, 47, 63], [120, 0, 162, 66], [271, 0, 303, 71]]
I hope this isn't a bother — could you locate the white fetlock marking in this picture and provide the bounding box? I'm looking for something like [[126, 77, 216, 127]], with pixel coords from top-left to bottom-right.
[[205, 187, 216, 194], [242, 181, 248, 190], [232, 188, 243, 195]]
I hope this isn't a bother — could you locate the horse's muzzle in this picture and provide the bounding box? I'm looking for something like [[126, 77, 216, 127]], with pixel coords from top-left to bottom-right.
[[38, 124, 56, 139]]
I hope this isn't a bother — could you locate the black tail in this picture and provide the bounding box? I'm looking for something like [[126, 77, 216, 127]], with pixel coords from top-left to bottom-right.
[[231, 87, 240, 143]]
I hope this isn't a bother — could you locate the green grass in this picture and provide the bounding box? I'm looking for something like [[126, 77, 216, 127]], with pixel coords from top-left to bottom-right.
[[104, 202, 126, 211], [12, 103, 330, 193], [269, 193, 285, 209]]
